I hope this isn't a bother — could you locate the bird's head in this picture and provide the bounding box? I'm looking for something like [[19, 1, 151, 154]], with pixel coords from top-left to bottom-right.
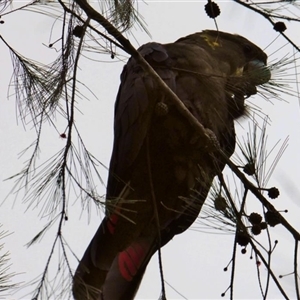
[[176, 30, 271, 98], [199, 30, 271, 94], [194, 30, 271, 118]]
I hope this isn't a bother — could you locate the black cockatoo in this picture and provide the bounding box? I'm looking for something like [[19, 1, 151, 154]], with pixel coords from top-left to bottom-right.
[[73, 30, 270, 299]]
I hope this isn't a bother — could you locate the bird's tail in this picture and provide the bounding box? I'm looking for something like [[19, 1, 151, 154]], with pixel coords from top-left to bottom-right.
[[73, 225, 157, 300], [100, 237, 155, 300]]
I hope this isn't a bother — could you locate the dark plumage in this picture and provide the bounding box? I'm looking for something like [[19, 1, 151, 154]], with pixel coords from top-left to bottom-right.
[[73, 30, 270, 299]]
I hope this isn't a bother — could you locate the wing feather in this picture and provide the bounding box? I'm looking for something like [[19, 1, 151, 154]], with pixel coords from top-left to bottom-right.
[[107, 42, 176, 199]]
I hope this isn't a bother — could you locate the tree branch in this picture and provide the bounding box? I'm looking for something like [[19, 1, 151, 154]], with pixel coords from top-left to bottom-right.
[[233, 0, 300, 53]]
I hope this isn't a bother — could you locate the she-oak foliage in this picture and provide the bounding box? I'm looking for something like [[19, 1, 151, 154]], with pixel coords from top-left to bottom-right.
[[0, 1, 300, 299]]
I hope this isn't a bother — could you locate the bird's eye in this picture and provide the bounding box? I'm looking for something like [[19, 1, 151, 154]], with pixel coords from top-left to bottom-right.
[[243, 44, 252, 54]]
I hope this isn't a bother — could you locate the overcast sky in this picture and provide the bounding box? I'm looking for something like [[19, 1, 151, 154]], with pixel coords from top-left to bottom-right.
[[1, 1, 300, 299]]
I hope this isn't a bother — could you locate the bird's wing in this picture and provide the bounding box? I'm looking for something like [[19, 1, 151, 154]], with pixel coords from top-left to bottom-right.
[[106, 42, 177, 201]]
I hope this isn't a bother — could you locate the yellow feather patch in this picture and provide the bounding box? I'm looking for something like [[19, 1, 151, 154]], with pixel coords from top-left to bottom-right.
[[233, 67, 244, 77], [200, 33, 220, 50]]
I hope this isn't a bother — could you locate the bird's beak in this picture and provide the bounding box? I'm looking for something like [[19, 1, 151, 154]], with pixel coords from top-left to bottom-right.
[[228, 60, 271, 99], [243, 59, 271, 86]]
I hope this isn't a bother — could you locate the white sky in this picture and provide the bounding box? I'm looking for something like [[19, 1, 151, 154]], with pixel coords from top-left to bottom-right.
[[0, 1, 300, 299]]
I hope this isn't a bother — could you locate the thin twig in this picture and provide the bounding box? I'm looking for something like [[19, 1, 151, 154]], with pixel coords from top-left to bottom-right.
[[222, 155, 300, 241], [219, 174, 289, 300], [146, 136, 166, 300], [233, 0, 300, 53], [294, 240, 300, 300]]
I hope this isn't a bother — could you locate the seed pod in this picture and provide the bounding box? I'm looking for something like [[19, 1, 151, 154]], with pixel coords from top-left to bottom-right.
[[251, 224, 261, 236], [265, 211, 281, 227], [274, 22, 287, 33], [214, 196, 227, 212], [268, 187, 280, 199], [155, 102, 169, 116], [236, 232, 250, 247], [243, 162, 255, 176], [248, 212, 262, 225], [205, 1, 221, 19]]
